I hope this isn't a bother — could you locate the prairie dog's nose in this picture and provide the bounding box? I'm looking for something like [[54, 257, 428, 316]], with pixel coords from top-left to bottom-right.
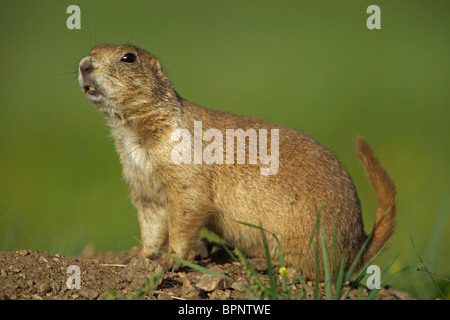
[[79, 56, 95, 75]]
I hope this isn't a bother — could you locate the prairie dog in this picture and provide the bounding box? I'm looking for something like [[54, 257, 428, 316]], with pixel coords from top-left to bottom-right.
[[78, 44, 396, 278]]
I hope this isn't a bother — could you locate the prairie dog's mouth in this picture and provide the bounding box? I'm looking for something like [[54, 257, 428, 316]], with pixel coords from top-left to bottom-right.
[[81, 84, 102, 102], [83, 85, 98, 95], [79, 75, 103, 102]]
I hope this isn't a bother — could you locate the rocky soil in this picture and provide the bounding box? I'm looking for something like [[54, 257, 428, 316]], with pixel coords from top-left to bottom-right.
[[0, 243, 414, 300]]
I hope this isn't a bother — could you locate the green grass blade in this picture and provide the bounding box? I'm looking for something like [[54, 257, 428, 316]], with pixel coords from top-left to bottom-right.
[[332, 214, 338, 279], [303, 198, 322, 274], [259, 226, 277, 298], [424, 191, 449, 271], [410, 235, 446, 299], [319, 227, 333, 300], [334, 252, 346, 300], [313, 242, 320, 300]]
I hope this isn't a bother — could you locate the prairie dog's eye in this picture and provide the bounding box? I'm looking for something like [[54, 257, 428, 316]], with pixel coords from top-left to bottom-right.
[[121, 53, 136, 63]]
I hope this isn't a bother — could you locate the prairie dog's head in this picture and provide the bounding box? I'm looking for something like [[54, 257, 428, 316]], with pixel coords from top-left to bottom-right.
[[78, 44, 175, 118]]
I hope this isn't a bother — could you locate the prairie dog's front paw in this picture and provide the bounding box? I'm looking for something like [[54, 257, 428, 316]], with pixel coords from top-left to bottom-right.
[[158, 255, 181, 272], [137, 246, 160, 260]]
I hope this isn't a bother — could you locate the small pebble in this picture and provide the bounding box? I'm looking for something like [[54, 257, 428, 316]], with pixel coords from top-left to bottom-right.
[[18, 249, 29, 256]]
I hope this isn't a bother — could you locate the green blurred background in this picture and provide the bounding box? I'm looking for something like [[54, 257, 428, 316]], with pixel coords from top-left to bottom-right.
[[0, 0, 448, 299]]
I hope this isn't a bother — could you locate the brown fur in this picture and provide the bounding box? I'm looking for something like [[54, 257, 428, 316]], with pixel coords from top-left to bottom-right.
[[78, 44, 396, 279]]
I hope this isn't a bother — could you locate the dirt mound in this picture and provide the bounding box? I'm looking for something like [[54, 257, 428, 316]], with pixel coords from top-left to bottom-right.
[[0, 244, 413, 300]]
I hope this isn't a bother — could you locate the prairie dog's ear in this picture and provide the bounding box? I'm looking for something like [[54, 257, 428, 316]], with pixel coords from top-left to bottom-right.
[[151, 58, 166, 80]]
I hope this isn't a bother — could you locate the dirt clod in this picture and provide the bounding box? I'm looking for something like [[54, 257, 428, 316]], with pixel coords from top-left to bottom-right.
[[123, 257, 163, 288]]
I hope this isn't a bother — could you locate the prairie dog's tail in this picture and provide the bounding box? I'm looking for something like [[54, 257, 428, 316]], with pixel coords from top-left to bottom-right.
[[357, 137, 396, 265]]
